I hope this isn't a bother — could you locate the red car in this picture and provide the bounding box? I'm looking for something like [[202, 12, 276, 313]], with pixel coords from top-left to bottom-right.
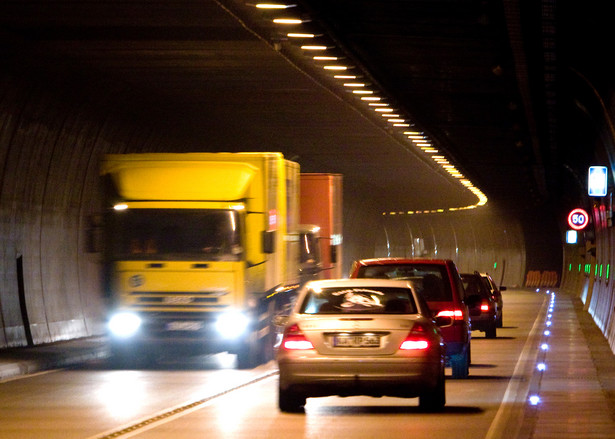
[[349, 258, 471, 378]]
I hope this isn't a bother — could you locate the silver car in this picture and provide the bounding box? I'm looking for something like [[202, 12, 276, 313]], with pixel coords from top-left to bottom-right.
[[275, 278, 451, 412]]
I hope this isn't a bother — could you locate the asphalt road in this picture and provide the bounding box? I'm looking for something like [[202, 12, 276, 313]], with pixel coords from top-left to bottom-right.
[[0, 289, 547, 439]]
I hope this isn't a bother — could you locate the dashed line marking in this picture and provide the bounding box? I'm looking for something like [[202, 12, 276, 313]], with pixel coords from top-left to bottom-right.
[[87, 369, 279, 439]]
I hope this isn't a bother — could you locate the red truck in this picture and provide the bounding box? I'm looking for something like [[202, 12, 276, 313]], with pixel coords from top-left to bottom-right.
[[299, 173, 343, 280]]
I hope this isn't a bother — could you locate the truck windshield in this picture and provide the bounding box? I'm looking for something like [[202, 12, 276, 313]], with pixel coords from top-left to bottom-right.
[[109, 209, 242, 261]]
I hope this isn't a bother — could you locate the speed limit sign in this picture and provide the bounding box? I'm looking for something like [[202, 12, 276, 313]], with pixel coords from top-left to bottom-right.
[[567, 208, 589, 230]]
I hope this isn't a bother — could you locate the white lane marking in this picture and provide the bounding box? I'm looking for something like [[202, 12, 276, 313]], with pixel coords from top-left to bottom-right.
[[86, 366, 279, 439], [484, 294, 548, 439]]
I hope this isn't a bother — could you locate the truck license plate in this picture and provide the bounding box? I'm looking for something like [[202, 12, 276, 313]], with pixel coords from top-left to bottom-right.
[[167, 321, 202, 331], [333, 334, 380, 347]]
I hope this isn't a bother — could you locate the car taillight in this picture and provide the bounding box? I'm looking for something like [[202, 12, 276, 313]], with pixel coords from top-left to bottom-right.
[[399, 322, 430, 350], [436, 309, 464, 320], [281, 323, 314, 350], [480, 302, 489, 312]]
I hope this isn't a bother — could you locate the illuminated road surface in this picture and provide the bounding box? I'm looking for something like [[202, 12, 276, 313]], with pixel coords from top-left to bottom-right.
[[0, 289, 546, 439]]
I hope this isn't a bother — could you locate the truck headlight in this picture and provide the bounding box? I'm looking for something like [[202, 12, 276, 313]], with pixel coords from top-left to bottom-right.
[[215, 312, 250, 339], [108, 312, 141, 338]]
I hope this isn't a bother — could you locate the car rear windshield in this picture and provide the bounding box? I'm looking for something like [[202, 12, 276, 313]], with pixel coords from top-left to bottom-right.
[[461, 275, 491, 298], [299, 286, 418, 315], [355, 264, 452, 302]]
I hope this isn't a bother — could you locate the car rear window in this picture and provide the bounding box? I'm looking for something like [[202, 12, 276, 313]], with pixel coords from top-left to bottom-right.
[[356, 264, 452, 302], [299, 286, 418, 315], [461, 274, 491, 298]]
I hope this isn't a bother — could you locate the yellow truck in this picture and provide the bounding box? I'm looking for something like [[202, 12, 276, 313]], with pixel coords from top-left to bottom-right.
[[99, 152, 323, 368]]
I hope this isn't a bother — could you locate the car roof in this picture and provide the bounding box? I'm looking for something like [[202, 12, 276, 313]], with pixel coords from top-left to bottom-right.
[[356, 258, 452, 266], [305, 278, 417, 289]]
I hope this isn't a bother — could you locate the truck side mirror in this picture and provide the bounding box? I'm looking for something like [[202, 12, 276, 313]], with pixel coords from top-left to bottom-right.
[[330, 244, 338, 264], [262, 230, 275, 254]]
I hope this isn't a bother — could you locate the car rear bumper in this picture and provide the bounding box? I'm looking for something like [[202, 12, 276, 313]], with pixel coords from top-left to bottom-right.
[[278, 357, 442, 398], [470, 315, 496, 331]]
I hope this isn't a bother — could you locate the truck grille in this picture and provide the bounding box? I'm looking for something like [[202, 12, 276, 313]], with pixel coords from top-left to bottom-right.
[[129, 291, 230, 309]]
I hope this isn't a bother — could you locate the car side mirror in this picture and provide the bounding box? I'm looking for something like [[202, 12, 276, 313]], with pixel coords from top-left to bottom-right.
[[262, 230, 275, 254], [500, 286, 507, 291]]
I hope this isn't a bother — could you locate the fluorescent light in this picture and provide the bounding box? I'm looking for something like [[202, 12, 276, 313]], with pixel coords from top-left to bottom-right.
[[256, 3, 297, 9], [273, 18, 303, 24], [288, 33, 315, 38], [301, 45, 327, 50], [323, 65, 347, 70]]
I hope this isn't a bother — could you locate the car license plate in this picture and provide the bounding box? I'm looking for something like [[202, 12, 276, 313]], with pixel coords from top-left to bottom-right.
[[167, 321, 202, 331], [333, 334, 380, 347]]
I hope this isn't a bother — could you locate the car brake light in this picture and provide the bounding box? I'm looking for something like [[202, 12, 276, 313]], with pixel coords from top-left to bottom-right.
[[436, 309, 464, 320], [480, 302, 489, 312], [282, 323, 314, 350], [400, 322, 429, 350]]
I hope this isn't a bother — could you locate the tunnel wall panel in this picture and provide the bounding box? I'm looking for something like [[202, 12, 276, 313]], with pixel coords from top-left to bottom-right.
[[0, 67, 172, 347], [377, 208, 526, 287], [561, 200, 615, 355]]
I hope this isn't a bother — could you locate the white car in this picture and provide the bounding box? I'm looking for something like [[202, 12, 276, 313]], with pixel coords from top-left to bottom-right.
[[275, 278, 452, 412]]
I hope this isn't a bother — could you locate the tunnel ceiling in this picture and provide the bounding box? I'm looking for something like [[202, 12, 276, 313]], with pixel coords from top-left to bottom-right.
[[0, 0, 610, 217]]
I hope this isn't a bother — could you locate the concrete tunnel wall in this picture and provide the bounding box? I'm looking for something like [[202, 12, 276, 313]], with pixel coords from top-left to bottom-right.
[[0, 63, 553, 349], [0, 69, 177, 347], [561, 200, 615, 354], [372, 208, 527, 288]]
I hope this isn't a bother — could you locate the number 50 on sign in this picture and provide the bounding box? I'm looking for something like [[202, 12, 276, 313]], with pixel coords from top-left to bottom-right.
[[568, 208, 589, 230]]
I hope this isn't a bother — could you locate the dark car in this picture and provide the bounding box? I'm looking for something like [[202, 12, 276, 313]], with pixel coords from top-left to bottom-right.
[[350, 258, 471, 379], [460, 272, 498, 338], [480, 272, 505, 327], [275, 278, 451, 412]]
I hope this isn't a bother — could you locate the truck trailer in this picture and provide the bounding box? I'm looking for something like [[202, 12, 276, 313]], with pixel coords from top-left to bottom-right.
[[99, 152, 329, 368], [299, 173, 343, 279]]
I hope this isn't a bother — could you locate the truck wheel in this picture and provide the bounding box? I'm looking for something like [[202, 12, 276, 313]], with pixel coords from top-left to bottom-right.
[[258, 301, 276, 364], [236, 331, 259, 369]]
